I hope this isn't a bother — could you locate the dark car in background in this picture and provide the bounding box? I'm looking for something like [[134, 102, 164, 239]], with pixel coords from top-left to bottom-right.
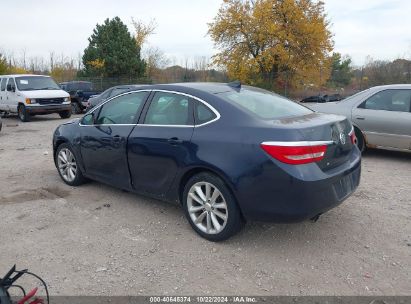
[[300, 94, 343, 103], [327, 93, 343, 102], [300, 95, 328, 103], [86, 85, 142, 111], [53, 82, 361, 241], [60, 81, 101, 114]]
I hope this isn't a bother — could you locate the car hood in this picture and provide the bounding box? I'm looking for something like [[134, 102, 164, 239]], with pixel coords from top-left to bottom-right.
[[304, 102, 338, 111], [61, 118, 80, 126], [19, 90, 70, 99]]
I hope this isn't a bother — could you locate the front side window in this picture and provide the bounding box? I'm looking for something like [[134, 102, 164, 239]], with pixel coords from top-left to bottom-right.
[[219, 87, 312, 120], [7, 78, 16, 91], [95, 91, 148, 125], [360, 89, 411, 112], [81, 113, 94, 125], [144, 92, 192, 125], [15, 76, 60, 91]]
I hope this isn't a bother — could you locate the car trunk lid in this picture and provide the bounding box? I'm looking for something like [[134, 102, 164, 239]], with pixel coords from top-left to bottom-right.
[[267, 113, 355, 170]]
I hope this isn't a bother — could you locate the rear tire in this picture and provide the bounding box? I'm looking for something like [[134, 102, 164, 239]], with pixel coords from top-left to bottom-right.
[[56, 143, 86, 186], [59, 110, 72, 119], [18, 104, 30, 122], [182, 172, 244, 241]]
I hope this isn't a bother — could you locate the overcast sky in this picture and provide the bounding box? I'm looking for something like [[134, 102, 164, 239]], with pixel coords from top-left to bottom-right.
[[1, 0, 411, 66]]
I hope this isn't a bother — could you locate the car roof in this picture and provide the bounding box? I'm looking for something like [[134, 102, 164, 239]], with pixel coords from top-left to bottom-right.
[[113, 84, 143, 89], [168, 82, 237, 94], [0, 74, 51, 78], [369, 84, 411, 90]]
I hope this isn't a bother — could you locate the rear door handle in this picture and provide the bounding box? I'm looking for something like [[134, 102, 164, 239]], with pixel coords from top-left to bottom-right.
[[355, 116, 365, 120], [168, 137, 183, 145]]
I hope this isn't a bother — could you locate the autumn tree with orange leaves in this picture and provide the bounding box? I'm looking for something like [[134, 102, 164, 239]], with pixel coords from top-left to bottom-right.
[[208, 0, 334, 91]]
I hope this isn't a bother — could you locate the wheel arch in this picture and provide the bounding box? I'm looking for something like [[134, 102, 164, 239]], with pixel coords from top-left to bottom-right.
[[53, 138, 68, 163], [352, 123, 367, 149], [176, 166, 245, 220]]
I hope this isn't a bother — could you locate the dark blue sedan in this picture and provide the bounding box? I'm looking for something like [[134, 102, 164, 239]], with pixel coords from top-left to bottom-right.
[[53, 82, 361, 241]]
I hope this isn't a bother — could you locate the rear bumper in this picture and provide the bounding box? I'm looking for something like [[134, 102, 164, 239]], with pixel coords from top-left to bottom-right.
[[27, 104, 71, 114], [237, 150, 361, 222]]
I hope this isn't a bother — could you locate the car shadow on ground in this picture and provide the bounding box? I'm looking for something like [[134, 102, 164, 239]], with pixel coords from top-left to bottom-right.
[[71, 178, 356, 247], [362, 148, 410, 161]]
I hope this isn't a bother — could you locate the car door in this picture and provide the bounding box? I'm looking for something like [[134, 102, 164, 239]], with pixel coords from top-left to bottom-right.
[[5, 78, 17, 112], [127, 91, 195, 197], [79, 91, 150, 188], [352, 89, 411, 150], [0, 78, 6, 111]]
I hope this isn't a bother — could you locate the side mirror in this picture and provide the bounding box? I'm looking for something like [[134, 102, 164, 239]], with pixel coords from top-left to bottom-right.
[[81, 113, 95, 125], [7, 84, 15, 92]]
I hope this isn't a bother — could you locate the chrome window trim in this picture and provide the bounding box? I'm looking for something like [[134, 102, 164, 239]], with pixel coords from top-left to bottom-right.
[[261, 141, 334, 147], [79, 89, 221, 128]]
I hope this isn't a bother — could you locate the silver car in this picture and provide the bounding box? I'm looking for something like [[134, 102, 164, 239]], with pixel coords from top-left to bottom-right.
[[307, 84, 411, 152]]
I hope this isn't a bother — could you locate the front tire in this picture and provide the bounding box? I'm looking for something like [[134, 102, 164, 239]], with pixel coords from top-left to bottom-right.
[[18, 104, 30, 122], [59, 110, 72, 119], [56, 143, 86, 186], [71, 101, 82, 114], [182, 173, 244, 241]]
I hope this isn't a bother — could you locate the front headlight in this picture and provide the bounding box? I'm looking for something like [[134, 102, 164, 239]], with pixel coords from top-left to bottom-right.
[[26, 98, 37, 104], [64, 97, 71, 102]]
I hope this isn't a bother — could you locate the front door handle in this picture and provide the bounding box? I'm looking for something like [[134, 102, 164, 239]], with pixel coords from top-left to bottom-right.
[[355, 116, 365, 120], [168, 137, 183, 145], [113, 135, 121, 142]]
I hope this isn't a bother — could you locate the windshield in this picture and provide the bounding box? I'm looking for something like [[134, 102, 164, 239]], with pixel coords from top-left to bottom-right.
[[338, 88, 371, 103], [219, 87, 312, 119], [15, 76, 60, 91], [66, 82, 93, 91]]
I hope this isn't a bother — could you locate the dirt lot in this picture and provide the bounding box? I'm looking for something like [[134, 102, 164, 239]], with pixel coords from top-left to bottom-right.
[[0, 114, 410, 296]]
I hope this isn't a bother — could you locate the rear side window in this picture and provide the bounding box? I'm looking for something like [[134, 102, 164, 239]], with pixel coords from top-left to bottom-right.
[[144, 92, 193, 125], [359, 89, 411, 112], [195, 102, 217, 125], [0, 78, 6, 91], [220, 87, 312, 119]]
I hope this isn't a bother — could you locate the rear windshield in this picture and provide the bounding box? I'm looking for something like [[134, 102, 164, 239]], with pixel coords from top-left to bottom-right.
[[219, 87, 312, 119], [15, 76, 60, 91]]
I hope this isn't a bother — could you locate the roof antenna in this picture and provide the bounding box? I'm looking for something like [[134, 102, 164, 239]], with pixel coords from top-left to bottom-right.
[[227, 80, 241, 89]]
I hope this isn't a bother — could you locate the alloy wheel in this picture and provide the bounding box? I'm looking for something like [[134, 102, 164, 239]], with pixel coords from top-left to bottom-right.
[[187, 182, 228, 234], [57, 148, 77, 182]]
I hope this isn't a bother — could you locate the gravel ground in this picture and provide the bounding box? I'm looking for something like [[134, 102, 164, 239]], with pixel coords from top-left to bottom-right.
[[0, 114, 410, 296]]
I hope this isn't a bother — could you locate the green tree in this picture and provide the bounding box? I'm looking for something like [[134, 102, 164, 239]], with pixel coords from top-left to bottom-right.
[[328, 52, 352, 87], [208, 0, 333, 90], [0, 53, 8, 75], [82, 17, 145, 77]]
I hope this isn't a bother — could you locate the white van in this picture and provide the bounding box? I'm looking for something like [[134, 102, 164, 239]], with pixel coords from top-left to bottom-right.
[[0, 74, 71, 122]]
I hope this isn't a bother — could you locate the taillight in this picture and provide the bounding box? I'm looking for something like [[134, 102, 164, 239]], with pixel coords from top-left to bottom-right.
[[260, 141, 331, 165], [349, 128, 357, 145]]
